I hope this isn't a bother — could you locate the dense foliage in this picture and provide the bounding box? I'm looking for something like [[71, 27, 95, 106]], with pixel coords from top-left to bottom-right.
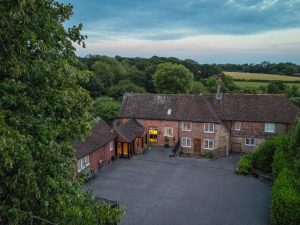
[[236, 153, 254, 175], [0, 1, 123, 224], [237, 119, 300, 225], [92, 97, 121, 124], [219, 61, 300, 76], [153, 63, 193, 94]]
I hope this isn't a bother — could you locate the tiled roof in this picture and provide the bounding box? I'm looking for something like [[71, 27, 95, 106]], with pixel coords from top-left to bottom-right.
[[119, 93, 221, 123], [204, 93, 300, 123], [120, 93, 300, 124], [74, 121, 116, 159], [114, 119, 146, 142]]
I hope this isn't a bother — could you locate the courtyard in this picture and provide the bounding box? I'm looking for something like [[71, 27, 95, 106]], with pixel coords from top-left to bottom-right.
[[85, 147, 271, 225]]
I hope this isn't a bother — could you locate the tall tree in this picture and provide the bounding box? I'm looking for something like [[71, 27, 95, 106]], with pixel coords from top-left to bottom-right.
[[0, 1, 123, 224], [153, 63, 193, 94]]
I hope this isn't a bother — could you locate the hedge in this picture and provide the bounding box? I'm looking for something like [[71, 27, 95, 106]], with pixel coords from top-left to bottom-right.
[[271, 168, 300, 225], [236, 153, 254, 175]]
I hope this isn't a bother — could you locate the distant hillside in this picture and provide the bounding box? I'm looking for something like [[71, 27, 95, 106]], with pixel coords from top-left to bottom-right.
[[224, 72, 300, 82]]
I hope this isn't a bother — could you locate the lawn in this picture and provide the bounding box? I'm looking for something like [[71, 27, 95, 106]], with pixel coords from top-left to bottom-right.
[[234, 81, 300, 88], [225, 72, 300, 82]]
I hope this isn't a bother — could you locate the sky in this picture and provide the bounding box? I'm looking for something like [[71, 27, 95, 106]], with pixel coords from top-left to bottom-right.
[[61, 0, 300, 64]]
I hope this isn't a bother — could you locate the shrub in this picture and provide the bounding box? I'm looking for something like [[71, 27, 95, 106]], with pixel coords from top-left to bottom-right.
[[271, 168, 300, 225], [252, 135, 287, 173], [272, 149, 291, 178], [236, 153, 254, 174]]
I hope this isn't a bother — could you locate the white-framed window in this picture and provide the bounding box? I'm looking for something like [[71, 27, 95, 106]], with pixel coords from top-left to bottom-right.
[[181, 137, 192, 148], [163, 127, 173, 137], [245, 138, 255, 146], [77, 155, 90, 172], [235, 122, 241, 131], [182, 122, 192, 131], [109, 141, 114, 151], [204, 123, 214, 133], [204, 139, 214, 150], [265, 123, 275, 133]]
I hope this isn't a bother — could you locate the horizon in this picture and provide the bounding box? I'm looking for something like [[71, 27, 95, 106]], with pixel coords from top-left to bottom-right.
[[61, 0, 300, 64]]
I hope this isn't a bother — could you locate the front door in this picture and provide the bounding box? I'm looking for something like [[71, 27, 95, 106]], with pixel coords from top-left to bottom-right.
[[231, 142, 241, 152], [117, 142, 122, 156], [123, 143, 129, 156], [193, 139, 201, 153]]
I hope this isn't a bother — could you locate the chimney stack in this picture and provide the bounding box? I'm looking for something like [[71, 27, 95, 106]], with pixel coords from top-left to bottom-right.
[[216, 74, 222, 100]]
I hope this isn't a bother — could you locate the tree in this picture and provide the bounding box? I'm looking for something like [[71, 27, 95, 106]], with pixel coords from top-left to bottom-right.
[[153, 63, 193, 94], [92, 98, 121, 124], [189, 81, 207, 94], [266, 81, 287, 94], [108, 80, 145, 100], [0, 1, 123, 224]]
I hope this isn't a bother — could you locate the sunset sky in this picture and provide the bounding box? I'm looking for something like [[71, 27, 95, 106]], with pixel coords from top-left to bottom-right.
[[61, 0, 300, 64]]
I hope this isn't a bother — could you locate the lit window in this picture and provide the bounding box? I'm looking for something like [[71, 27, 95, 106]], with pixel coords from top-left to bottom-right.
[[109, 141, 114, 151], [77, 155, 90, 172], [235, 122, 241, 131], [182, 122, 192, 131], [204, 123, 214, 133], [245, 138, 255, 146], [265, 123, 275, 133], [181, 137, 191, 148], [163, 127, 173, 137], [204, 139, 214, 150]]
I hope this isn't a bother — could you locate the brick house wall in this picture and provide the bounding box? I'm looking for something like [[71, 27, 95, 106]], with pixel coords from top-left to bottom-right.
[[121, 118, 179, 146], [225, 121, 289, 152], [88, 141, 115, 172], [179, 122, 229, 156]]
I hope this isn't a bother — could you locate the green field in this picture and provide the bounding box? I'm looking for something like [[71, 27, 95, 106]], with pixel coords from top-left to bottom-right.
[[234, 81, 300, 88], [225, 71, 300, 81]]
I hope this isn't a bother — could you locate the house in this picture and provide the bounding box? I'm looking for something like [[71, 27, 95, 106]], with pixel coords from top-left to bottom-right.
[[74, 121, 116, 173], [114, 119, 147, 158], [119, 90, 299, 156]]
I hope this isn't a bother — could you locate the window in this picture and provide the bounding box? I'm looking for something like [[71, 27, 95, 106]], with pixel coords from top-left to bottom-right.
[[182, 122, 192, 131], [109, 141, 114, 151], [204, 123, 214, 133], [204, 139, 214, 150], [149, 127, 158, 143], [181, 137, 191, 148], [167, 109, 172, 115], [235, 122, 241, 131], [265, 123, 275, 133], [77, 155, 90, 172], [163, 127, 173, 137], [245, 138, 255, 146], [135, 138, 142, 148]]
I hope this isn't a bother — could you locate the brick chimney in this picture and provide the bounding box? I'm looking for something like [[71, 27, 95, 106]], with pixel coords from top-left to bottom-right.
[[216, 74, 222, 100]]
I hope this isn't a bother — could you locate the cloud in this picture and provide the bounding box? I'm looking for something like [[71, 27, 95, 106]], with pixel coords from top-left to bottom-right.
[[62, 0, 300, 40], [74, 28, 300, 63]]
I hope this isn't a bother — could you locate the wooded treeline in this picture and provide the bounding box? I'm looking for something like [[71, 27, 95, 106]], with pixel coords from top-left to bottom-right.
[[219, 61, 300, 76]]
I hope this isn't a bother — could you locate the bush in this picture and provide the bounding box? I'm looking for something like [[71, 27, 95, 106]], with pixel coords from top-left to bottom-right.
[[271, 168, 300, 225], [252, 136, 287, 173], [272, 149, 291, 178], [236, 153, 254, 174]]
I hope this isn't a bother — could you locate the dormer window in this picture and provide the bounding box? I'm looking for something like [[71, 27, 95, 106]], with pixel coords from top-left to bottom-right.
[[167, 109, 172, 115]]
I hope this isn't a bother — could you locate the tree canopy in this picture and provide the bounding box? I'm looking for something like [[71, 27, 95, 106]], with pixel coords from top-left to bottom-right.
[[0, 1, 123, 224], [152, 63, 193, 94]]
